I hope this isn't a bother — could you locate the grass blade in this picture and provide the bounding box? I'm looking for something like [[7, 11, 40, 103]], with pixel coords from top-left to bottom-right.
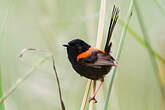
[[0, 1, 14, 109], [118, 19, 165, 64], [0, 56, 50, 103], [0, 69, 5, 110], [52, 56, 66, 110], [104, 0, 135, 110], [135, 0, 165, 100]]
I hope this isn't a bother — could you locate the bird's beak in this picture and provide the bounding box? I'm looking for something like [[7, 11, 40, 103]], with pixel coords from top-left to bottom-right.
[[63, 44, 69, 47]]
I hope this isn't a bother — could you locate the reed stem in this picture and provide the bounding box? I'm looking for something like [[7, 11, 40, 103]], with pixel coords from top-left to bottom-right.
[[80, 79, 92, 110], [104, 0, 135, 109], [89, 0, 106, 109], [89, 81, 96, 110], [135, 0, 165, 100], [0, 69, 5, 110], [80, 0, 106, 109]]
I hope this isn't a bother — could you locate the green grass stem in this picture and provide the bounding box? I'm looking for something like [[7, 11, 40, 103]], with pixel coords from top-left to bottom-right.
[[0, 69, 5, 110], [103, 0, 135, 110], [119, 19, 165, 64], [135, 1, 165, 100], [0, 1, 13, 110]]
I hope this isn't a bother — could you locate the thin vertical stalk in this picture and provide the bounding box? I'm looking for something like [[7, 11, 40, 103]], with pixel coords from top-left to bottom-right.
[[89, 0, 106, 109], [0, 1, 14, 109], [80, 0, 106, 109], [96, 0, 106, 49], [135, 1, 165, 99], [80, 79, 92, 110], [52, 56, 65, 110], [0, 69, 5, 110], [104, 0, 135, 110], [89, 81, 96, 110]]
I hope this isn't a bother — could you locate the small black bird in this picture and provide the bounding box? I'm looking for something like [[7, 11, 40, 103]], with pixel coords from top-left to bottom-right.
[[63, 5, 119, 102]]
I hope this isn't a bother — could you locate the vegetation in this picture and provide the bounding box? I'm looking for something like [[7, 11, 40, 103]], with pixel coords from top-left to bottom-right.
[[0, 0, 165, 110]]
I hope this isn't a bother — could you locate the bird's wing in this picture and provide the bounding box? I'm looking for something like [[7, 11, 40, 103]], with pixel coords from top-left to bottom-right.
[[78, 50, 116, 68], [92, 52, 116, 66]]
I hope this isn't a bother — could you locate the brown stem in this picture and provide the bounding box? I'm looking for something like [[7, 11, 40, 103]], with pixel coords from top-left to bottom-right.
[[52, 56, 65, 110]]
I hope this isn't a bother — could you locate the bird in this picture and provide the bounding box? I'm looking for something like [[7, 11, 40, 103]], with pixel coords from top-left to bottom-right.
[[63, 5, 119, 102]]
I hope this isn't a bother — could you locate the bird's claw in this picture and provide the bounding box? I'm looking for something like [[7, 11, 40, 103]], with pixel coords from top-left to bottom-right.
[[88, 96, 97, 103]]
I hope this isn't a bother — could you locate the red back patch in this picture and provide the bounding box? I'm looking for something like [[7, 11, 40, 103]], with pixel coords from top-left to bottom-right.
[[77, 47, 105, 61]]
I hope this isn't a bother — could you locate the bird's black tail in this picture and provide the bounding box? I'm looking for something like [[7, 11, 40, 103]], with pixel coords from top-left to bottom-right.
[[104, 5, 119, 54]]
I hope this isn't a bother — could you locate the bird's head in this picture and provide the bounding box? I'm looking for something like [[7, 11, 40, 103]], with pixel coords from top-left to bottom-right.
[[63, 39, 90, 56]]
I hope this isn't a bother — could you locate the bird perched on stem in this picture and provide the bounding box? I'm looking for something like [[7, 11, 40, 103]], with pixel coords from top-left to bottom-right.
[[63, 5, 119, 102]]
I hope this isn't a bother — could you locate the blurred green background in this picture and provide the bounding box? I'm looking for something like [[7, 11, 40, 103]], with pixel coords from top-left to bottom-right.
[[0, 0, 165, 110]]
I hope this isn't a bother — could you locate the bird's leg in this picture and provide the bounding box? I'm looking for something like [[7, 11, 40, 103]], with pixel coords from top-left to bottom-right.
[[88, 79, 104, 103]]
